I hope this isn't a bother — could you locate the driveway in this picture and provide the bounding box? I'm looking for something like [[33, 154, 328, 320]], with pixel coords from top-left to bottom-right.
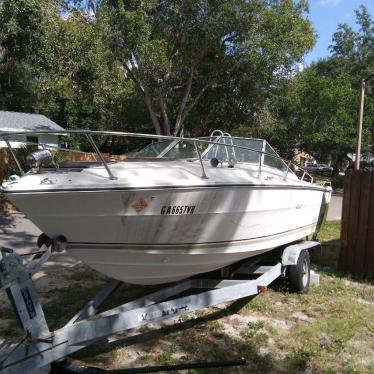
[[0, 212, 41, 253], [0, 212, 78, 267]]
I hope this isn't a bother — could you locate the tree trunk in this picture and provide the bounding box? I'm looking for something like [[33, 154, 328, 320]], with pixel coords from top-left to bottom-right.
[[123, 61, 162, 135], [173, 69, 194, 136], [159, 91, 171, 136]]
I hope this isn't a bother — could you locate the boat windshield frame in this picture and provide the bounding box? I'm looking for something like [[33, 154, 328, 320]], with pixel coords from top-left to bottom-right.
[[0, 129, 314, 183]]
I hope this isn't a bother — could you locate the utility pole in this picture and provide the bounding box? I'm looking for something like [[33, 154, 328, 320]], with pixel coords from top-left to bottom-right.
[[355, 79, 365, 171]]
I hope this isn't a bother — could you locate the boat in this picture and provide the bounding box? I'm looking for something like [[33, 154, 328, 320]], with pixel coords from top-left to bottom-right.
[[0, 129, 332, 285]]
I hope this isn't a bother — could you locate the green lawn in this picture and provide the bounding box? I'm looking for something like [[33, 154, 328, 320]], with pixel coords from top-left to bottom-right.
[[312, 220, 341, 271]]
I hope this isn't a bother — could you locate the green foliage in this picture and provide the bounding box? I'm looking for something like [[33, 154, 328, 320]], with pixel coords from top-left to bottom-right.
[[0, 0, 59, 111], [295, 74, 373, 165], [0, 0, 316, 150], [0, 0, 133, 150], [2, 0, 372, 166], [98, 0, 315, 136], [3, 145, 37, 178]]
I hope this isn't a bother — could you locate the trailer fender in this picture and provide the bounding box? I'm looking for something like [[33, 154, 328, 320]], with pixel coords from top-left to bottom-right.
[[281, 241, 321, 266]]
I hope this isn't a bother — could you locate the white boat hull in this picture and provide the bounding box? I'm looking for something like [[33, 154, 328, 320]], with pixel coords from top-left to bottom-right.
[[6, 185, 329, 284]]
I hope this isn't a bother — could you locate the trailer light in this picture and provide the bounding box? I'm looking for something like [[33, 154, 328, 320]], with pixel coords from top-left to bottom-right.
[[37, 233, 52, 249], [257, 285, 266, 293]]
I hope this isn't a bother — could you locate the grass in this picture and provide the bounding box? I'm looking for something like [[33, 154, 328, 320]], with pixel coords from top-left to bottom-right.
[[312, 220, 341, 271], [330, 174, 345, 190], [317, 220, 341, 242], [1, 220, 374, 373]]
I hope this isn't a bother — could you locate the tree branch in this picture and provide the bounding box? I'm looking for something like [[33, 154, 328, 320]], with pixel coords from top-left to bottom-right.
[[180, 83, 209, 125], [173, 68, 194, 136], [159, 89, 171, 135], [123, 60, 163, 135], [122, 60, 144, 94]]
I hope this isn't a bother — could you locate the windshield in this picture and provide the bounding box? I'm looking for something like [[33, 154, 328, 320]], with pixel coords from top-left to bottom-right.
[[263, 142, 288, 172], [162, 136, 215, 159], [203, 137, 264, 164], [136, 140, 175, 157], [135, 135, 289, 174]]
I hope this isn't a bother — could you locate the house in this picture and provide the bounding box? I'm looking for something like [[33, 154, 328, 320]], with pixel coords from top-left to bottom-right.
[[293, 149, 316, 167], [0, 111, 64, 148]]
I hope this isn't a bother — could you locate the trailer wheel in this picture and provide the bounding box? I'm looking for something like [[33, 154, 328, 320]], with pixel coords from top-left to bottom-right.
[[287, 249, 310, 293]]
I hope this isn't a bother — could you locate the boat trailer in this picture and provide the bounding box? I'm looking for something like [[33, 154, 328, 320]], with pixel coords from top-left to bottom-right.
[[0, 241, 321, 374]]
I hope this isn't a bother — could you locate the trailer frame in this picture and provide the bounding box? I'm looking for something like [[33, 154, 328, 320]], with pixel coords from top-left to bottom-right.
[[0, 241, 321, 374]]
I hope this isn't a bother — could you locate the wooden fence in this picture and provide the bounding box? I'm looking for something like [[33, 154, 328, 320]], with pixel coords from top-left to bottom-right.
[[0, 148, 12, 183], [339, 169, 374, 276]]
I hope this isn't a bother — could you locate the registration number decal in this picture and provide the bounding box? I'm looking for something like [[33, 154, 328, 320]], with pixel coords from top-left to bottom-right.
[[161, 205, 195, 215]]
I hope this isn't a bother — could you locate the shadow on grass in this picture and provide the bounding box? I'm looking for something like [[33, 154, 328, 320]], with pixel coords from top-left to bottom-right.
[[67, 295, 305, 373], [311, 238, 340, 272], [310, 238, 374, 285]]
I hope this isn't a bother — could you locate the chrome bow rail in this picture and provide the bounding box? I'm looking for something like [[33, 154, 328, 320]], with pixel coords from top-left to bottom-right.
[[0, 129, 313, 183]]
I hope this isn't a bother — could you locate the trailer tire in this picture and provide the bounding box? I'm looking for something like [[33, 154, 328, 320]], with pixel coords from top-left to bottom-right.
[[287, 249, 310, 293]]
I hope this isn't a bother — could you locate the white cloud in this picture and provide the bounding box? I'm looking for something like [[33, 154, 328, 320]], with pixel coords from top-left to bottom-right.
[[319, 0, 344, 7]]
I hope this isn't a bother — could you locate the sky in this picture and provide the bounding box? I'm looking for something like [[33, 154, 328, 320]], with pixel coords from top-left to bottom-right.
[[304, 0, 374, 65]]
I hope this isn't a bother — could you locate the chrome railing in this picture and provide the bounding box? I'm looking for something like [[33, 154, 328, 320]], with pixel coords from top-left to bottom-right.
[[0, 129, 314, 183]]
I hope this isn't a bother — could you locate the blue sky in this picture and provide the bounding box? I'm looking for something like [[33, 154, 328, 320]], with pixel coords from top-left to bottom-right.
[[305, 0, 374, 65]]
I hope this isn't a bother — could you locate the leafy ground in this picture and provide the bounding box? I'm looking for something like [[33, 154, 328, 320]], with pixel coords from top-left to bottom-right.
[[1, 220, 373, 373]]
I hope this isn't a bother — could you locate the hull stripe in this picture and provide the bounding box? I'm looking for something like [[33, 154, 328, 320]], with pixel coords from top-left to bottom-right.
[[3, 183, 329, 194], [67, 223, 316, 250]]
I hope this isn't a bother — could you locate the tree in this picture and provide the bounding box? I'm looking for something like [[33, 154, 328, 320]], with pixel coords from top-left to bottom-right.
[[0, 0, 133, 151], [298, 5, 374, 165], [99, 0, 315, 136], [328, 5, 374, 81], [287, 73, 374, 169], [38, 11, 132, 137], [0, 0, 316, 153], [0, 0, 60, 111]]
